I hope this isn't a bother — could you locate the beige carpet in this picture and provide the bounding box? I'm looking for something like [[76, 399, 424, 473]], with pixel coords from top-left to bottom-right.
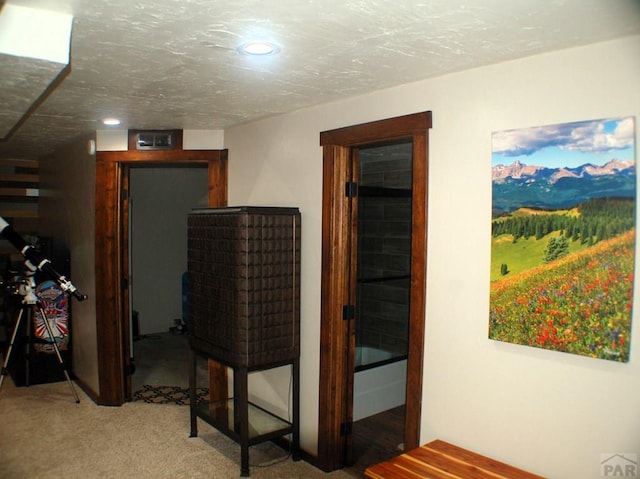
[[0, 379, 354, 479]]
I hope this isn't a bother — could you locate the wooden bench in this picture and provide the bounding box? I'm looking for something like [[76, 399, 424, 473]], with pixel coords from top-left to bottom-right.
[[365, 439, 545, 479]]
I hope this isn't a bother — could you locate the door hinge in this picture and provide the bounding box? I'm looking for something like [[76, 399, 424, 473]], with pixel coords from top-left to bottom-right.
[[121, 188, 129, 201], [343, 304, 355, 320], [340, 421, 353, 436], [345, 181, 358, 198]]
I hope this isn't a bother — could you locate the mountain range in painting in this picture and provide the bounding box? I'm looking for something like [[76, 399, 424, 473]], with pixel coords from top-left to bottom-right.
[[492, 158, 636, 215]]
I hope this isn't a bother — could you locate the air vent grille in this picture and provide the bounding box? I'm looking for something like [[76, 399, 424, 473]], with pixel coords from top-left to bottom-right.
[[136, 131, 173, 150]]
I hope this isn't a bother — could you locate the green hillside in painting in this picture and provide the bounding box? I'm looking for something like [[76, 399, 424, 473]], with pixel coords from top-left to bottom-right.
[[489, 197, 635, 362], [490, 230, 634, 362], [491, 197, 634, 281]]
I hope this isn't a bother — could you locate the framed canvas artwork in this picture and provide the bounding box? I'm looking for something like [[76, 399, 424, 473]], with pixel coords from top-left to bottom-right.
[[489, 117, 636, 362]]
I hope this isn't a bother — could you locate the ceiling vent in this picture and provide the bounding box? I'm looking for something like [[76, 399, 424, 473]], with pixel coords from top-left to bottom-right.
[[129, 130, 183, 151]]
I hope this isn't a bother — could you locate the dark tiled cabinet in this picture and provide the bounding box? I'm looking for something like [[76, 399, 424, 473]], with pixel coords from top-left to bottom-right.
[[187, 207, 301, 477]]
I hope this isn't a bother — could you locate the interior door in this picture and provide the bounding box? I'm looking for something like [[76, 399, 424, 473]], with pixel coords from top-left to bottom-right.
[[343, 147, 358, 466], [121, 165, 133, 398], [355, 140, 413, 366], [346, 140, 413, 466], [318, 112, 431, 472]]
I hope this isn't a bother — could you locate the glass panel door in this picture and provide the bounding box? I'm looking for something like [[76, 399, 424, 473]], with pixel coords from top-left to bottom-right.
[[355, 140, 413, 370]]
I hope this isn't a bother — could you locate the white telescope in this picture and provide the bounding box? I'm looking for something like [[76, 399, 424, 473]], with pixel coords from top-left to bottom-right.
[[0, 216, 86, 301]]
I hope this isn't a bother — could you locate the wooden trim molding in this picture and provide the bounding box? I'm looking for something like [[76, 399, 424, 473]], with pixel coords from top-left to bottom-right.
[[320, 111, 432, 147], [95, 159, 123, 405], [317, 111, 431, 470], [94, 148, 228, 405], [406, 131, 429, 450], [318, 144, 353, 470]]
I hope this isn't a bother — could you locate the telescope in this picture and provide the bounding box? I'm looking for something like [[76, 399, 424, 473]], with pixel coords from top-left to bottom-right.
[[0, 216, 87, 301]]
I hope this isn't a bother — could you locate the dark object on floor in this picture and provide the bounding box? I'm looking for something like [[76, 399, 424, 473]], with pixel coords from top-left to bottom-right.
[[169, 317, 187, 335], [133, 384, 208, 405]]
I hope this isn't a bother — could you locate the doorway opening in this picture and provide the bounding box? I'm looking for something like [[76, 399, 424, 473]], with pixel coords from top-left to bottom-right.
[[317, 112, 431, 472], [128, 166, 208, 396], [94, 148, 228, 405]]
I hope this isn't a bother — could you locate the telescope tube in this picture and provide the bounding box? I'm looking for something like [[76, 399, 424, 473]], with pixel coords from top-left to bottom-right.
[[0, 216, 87, 301]]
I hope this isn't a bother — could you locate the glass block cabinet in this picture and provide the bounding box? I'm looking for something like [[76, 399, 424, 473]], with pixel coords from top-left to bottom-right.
[[187, 207, 301, 477]]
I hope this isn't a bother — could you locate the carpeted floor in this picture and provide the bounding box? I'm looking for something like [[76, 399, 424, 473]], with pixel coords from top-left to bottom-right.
[[130, 331, 212, 407], [131, 331, 202, 391], [1, 331, 401, 477], [0, 379, 354, 479], [128, 331, 395, 477]]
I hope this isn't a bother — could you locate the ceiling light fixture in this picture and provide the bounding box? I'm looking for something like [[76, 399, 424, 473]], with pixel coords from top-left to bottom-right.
[[237, 41, 280, 56], [102, 118, 121, 126]]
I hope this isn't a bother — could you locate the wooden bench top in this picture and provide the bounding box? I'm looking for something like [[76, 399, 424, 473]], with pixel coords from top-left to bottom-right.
[[364, 439, 545, 479]]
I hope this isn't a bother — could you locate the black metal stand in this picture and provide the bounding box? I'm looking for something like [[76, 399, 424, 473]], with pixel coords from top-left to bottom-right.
[[0, 274, 79, 403], [189, 348, 300, 477]]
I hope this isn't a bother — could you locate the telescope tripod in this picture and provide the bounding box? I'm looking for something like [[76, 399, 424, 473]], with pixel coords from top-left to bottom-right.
[[0, 273, 79, 403]]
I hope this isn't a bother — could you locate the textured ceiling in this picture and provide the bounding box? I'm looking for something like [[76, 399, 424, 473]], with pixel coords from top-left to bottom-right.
[[0, 55, 68, 139], [1, 0, 639, 160]]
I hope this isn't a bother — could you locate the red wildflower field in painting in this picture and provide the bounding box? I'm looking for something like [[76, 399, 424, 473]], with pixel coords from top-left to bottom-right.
[[489, 230, 634, 362]]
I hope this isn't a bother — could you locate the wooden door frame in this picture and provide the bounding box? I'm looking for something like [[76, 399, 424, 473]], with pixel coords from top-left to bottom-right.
[[95, 148, 228, 405], [317, 111, 431, 471]]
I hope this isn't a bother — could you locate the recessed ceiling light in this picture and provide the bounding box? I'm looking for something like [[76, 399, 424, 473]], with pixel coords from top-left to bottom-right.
[[102, 117, 121, 126], [237, 41, 280, 56]]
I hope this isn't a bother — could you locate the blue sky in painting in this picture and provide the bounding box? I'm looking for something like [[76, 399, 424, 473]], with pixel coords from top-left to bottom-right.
[[492, 117, 636, 168]]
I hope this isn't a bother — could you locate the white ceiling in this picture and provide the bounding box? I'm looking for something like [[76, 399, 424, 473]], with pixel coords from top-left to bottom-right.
[[1, 0, 639, 160]]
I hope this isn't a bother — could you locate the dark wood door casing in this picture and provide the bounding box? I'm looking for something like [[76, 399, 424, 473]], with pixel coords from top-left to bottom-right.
[[318, 112, 431, 471], [318, 144, 353, 465], [95, 148, 228, 405]]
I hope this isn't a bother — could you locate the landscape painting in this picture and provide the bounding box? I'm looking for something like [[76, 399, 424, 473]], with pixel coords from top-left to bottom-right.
[[489, 116, 636, 362]]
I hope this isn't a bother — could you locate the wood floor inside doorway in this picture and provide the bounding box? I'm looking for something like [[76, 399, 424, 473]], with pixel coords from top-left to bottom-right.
[[344, 405, 405, 477]]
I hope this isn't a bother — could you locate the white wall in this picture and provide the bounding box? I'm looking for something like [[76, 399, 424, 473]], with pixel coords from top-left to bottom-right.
[[224, 36, 640, 478], [39, 133, 99, 393], [95, 129, 224, 151]]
